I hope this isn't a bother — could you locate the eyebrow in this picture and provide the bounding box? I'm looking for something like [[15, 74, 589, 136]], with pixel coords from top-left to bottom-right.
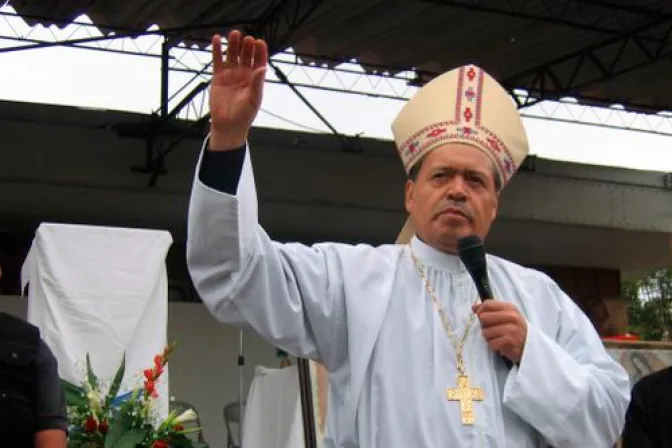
[[433, 166, 490, 177]]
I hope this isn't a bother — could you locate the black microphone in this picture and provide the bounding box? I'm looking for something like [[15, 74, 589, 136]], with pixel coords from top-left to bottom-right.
[[457, 235, 492, 302], [458, 235, 513, 369]]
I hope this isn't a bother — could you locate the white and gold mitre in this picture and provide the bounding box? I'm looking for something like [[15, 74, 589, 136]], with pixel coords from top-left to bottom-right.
[[391, 64, 529, 186], [392, 65, 530, 244]]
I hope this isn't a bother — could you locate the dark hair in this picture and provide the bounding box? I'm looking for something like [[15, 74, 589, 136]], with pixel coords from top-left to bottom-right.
[[407, 153, 502, 192]]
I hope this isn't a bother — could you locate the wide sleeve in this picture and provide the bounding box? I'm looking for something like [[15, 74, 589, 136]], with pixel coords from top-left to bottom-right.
[[186, 138, 348, 371], [501, 276, 630, 447]]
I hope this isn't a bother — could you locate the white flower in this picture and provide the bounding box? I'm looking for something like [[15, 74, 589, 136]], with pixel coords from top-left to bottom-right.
[[174, 409, 197, 424]]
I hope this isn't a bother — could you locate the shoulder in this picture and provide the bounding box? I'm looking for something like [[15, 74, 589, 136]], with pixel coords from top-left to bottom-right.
[[0, 312, 41, 352], [633, 365, 672, 393], [486, 255, 573, 315], [0, 312, 40, 333], [295, 241, 405, 261], [487, 255, 556, 287]]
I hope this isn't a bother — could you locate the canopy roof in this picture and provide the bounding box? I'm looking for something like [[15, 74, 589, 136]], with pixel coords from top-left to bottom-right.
[[10, 0, 672, 114]]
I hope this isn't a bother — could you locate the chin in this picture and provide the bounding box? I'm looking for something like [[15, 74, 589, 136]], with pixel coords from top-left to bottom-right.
[[435, 230, 471, 247]]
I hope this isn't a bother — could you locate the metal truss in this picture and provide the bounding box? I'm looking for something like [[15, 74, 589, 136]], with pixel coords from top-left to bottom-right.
[[419, 0, 672, 109], [3, 3, 672, 186], [423, 0, 662, 36]]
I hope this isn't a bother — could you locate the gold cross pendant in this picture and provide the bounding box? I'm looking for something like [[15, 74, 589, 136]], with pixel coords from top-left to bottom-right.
[[446, 374, 484, 425]]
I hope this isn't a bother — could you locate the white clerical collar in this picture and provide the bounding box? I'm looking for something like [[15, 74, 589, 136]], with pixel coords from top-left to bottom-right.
[[409, 236, 465, 273]]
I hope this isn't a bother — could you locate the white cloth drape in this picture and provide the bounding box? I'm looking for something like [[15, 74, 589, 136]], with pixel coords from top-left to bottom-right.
[[21, 222, 173, 417], [242, 365, 304, 448]]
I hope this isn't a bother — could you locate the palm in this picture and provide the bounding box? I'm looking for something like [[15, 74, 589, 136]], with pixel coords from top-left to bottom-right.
[[209, 31, 267, 142], [210, 66, 260, 131]]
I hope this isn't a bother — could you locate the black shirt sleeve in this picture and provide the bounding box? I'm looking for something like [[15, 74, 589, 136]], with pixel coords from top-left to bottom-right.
[[198, 142, 247, 195], [34, 339, 68, 432]]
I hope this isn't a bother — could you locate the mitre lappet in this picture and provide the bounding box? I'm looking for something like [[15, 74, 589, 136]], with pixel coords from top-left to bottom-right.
[[392, 65, 531, 244]]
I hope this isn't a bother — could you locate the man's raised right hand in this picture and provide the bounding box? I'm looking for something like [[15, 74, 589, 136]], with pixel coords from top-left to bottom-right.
[[208, 30, 268, 151]]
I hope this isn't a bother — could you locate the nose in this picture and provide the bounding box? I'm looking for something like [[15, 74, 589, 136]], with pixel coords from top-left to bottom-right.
[[446, 177, 468, 201]]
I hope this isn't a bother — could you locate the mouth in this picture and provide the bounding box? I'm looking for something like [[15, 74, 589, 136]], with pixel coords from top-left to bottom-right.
[[439, 208, 467, 218]]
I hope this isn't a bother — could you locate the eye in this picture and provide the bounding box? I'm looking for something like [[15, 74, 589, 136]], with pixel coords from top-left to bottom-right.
[[467, 174, 485, 185]]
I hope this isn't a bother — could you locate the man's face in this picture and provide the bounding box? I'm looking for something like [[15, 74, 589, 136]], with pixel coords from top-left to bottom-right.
[[405, 143, 499, 253]]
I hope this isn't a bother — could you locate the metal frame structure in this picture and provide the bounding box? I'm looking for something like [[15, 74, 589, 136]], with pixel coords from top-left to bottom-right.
[[2, 0, 672, 188]]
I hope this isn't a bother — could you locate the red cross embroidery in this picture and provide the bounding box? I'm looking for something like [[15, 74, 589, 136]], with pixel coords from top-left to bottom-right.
[[426, 128, 446, 138], [465, 87, 476, 101], [458, 126, 473, 135], [408, 141, 419, 153], [463, 108, 473, 122], [487, 137, 502, 153], [467, 67, 477, 81]]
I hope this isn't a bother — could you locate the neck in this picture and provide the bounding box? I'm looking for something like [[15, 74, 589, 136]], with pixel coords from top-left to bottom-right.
[[410, 236, 464, 273], [415, 234, 458, 255]]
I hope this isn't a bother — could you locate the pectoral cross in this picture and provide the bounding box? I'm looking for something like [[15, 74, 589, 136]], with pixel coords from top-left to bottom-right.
[[446, 374, 484, 425]]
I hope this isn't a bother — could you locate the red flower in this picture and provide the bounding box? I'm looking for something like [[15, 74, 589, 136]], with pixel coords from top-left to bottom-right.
[[144, 368, 154, 382], [84, 416, 97, 433], [99, 420, 109, 434], [145, 379, 155, 394], [152, 440, 169, 448], [154, 354, 163, 367]]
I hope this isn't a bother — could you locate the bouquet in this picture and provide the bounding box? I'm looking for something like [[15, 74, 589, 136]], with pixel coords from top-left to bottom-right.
[[62, 342, 207, 448]]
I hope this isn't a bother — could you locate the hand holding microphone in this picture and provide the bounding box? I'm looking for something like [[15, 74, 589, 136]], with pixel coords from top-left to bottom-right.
[[458, 236, 526, 367]]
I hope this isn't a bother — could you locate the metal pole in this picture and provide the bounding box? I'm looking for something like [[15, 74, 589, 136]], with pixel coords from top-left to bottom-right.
[[238, 330, 245, 444]]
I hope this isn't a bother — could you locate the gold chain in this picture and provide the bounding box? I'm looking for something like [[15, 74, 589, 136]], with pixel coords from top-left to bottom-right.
[[408, 245, 477, 376]]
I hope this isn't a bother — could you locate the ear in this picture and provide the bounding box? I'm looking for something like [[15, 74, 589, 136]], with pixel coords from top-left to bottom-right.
[[490, 192, 499, 221], [405, 179, 415, 214]]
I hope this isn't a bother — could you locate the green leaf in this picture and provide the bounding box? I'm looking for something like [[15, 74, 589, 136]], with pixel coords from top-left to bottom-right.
[[104, 410, 134, 448], [104, 354, 126, 412], [61, 379, 87, 407], [110, 428, 146, 448], [86, 353, 99, 390]]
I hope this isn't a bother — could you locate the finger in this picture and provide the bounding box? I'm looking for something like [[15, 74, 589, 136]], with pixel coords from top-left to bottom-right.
[[481, 325, 510, 341], [226, 29, 242, 66], [477, 311, 517, 328], [240, 35, 255, 67], [250, 67, 267, 100], [253, 39, 268, 69], [475, 300, 509, 314], [486, 335, 513, 354], [211, 35, 224, 73]]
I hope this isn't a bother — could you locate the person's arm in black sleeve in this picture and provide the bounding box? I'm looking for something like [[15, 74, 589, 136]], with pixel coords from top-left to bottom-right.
[[34, 338, 67, 448], [198, 140, 246, 194], [622, 378, 654, 448]]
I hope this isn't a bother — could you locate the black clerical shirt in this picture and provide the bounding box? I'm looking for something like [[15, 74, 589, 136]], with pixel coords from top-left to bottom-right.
[[622, 366, 672, 448], [199, 142, 246, 194]]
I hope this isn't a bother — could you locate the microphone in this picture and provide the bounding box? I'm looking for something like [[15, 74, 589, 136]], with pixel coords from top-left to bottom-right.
[[458, 235, 513, 369], [457, 235, 492, 301]]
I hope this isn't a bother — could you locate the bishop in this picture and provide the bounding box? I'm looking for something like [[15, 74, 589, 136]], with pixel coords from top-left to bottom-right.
[[187, 29, 631, 447]]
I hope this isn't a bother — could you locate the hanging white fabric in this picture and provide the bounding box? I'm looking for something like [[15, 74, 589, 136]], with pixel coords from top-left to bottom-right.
[[21, 222, 173, 417], [242, 365, 305, 448]]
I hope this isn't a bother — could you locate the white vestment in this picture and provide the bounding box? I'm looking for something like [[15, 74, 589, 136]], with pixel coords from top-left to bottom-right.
[[187, 141, 630, 448]]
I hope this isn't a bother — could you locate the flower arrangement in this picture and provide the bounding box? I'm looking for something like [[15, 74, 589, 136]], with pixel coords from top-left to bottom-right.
[[62, 342, 207, 448]]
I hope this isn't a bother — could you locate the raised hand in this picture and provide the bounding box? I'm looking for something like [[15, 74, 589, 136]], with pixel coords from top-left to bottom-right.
[[209, 30, 268, 151]]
